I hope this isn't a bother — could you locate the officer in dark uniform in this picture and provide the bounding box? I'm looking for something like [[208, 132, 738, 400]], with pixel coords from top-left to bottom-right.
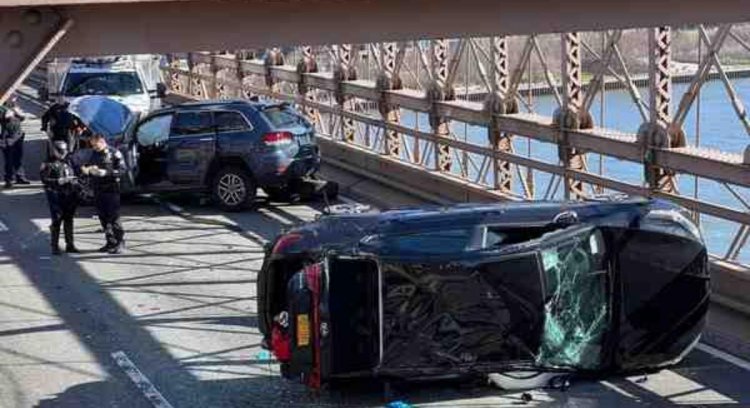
[[82, 133, 126, 254], [40, 140, 81, 255], [1, 98, 31, 188], [41, 102, 81, 153]]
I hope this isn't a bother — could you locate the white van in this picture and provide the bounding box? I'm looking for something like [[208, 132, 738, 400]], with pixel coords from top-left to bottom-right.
[[42, 55, 166, 116]]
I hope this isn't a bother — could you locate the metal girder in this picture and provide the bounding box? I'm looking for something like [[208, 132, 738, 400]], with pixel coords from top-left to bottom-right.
[[638, 27, 680, 194], [0, 8, 72, 104], [3, 0, 750, 58], [429, 38, 453, 172], [333, 44, 357, 144], [376, 42, 401, 158], [485, 36, 515, 194], [296, 45, 319, 127], [555, 32, 590, 200]]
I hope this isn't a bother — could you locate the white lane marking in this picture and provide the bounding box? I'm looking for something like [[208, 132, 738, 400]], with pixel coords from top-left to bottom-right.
[[697, 343, 750, 372], [600, 380, 638, 399], [166, 202, 183, 214], [0, 220, 7, 232], [111, 351, 175, 408]]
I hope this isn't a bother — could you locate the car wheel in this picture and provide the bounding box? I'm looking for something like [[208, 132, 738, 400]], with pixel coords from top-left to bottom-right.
[[212, 166, 256, 212]]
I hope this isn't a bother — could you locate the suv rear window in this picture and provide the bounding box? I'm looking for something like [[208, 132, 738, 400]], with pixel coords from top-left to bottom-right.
[[172, 111, 213, 136], [215, 111, 250, 133], [262, 106, 306, 128]]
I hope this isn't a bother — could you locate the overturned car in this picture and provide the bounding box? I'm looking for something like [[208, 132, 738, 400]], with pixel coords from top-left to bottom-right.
[[257, 197, 709, 390]]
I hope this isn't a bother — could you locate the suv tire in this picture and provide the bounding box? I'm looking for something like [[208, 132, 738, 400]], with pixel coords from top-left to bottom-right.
[[212, 166, 256, 212]]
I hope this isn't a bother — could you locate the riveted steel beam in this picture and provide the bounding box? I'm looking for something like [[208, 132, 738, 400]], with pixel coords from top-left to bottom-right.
[[485, 36, 517, 194], [554, 32, 590, 200], [0, 8, 72, 104], [296, 45, 319, 127], [376, 42, 402, 158], [429, 38, 453, 172], [638, 27, 682, 194], [2, 0, 750, 58], [333, 44, 357, 144]]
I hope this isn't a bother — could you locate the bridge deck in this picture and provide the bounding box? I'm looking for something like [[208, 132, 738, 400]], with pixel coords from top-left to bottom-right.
[[0, 93, 749, 407]]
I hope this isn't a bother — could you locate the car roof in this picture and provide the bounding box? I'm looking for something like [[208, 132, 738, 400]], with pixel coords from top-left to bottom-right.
[[149, 99, 288, 116]]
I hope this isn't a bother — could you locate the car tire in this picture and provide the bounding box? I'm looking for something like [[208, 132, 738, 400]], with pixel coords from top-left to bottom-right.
[[212, 166, 256, 212]]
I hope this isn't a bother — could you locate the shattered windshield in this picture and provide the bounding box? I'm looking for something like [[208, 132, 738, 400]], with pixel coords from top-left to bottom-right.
[[536, 227, 610, 370]]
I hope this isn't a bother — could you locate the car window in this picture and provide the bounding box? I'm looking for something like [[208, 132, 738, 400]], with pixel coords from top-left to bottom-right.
[[136, 114, 172, 146], [536, 227, 609, 370], [262, 106, 307, 128], [172, 111, 214, 136], [215, 111, 250, 133]]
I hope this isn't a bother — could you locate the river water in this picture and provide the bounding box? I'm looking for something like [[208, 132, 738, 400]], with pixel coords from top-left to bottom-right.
[[396, 79, 750, 262]]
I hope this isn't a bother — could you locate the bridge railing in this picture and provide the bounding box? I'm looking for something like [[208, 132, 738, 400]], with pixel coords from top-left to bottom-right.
[[161, 29, 750, 270]]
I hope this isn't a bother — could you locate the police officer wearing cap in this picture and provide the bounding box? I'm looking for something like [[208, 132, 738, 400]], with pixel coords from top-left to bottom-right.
[[1, 97, 31, 188], [81, 133, 126, 254], [40, 140, 81, 255], [41, 102, 82, 154]]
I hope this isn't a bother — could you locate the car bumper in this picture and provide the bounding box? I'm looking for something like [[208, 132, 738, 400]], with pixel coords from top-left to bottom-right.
[[258, 155, 321, 187]]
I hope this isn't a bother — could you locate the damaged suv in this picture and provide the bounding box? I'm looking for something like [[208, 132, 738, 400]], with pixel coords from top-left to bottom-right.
[[257, 197, 709, 389]]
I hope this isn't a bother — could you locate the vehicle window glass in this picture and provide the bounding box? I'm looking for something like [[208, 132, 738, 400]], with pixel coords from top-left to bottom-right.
[[536, 228, 609, 370], [364, 229, 473, 255], [63, 72, 144, 97], [262, 106, 307, 128], [215, 111, 250, 133], [172, 111, 213, 136], [136, 114, 172, 146]]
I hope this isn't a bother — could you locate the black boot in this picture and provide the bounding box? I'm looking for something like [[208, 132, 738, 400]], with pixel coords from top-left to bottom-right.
[[50, 223, 61, 255], [64, 218, 80, 253]]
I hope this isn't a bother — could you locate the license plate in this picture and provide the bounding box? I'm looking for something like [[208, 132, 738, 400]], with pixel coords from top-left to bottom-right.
[[296, 314, 310, 346]]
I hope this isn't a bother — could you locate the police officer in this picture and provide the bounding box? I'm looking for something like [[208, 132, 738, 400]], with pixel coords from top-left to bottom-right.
[[41, 102, 80, 153], [40, 140, 80, 255], [81, 133, 126, 254], [1, 98, 31, 188]]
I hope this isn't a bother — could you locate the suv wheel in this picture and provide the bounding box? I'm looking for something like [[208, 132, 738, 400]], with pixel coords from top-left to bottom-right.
[[212, 167, 256, 211]]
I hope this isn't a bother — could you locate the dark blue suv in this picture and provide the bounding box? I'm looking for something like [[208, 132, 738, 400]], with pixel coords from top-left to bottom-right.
[[122, 100, 321, 211]]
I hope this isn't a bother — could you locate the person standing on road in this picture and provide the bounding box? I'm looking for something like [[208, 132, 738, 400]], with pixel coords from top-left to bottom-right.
[[81, 133, 126, 254], [41, 102, 81, 153], [40, 140, 81, 255], [0, 97, 31, 189]]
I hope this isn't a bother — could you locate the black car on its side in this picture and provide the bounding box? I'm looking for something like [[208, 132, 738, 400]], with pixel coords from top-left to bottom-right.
[[257, 196, 709, 389]]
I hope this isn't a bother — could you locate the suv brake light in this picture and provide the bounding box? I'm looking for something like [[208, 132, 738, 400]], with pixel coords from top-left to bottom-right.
[[262, 131, 293, 146]]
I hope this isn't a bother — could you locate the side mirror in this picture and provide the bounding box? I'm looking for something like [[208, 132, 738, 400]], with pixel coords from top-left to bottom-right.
[[552, 210, 579, 227], [156, 83, 167, 99]]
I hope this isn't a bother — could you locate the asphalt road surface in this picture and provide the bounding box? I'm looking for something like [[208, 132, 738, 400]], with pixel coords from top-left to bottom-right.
[[0, 95, 749, 407]]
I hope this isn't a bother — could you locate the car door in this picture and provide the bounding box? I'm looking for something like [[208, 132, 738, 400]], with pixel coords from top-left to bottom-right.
[[132, 113, 173, 186], [168, 110, 216, 185]]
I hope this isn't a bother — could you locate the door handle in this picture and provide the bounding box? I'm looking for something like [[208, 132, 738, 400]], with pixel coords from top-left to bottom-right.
[[199, 137, 213, 142]]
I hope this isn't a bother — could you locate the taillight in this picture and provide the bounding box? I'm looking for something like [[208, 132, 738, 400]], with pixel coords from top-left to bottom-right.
[[272, 233, 302, 254], [262, 131, 293, 146], [271, 325, 291, 362]]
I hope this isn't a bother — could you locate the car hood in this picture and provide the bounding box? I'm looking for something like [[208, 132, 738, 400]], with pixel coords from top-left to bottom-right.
[[68, 96, 138, 141]]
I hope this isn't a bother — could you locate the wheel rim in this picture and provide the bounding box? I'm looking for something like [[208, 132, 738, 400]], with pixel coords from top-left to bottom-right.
[[217, 173, 246, 206]]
